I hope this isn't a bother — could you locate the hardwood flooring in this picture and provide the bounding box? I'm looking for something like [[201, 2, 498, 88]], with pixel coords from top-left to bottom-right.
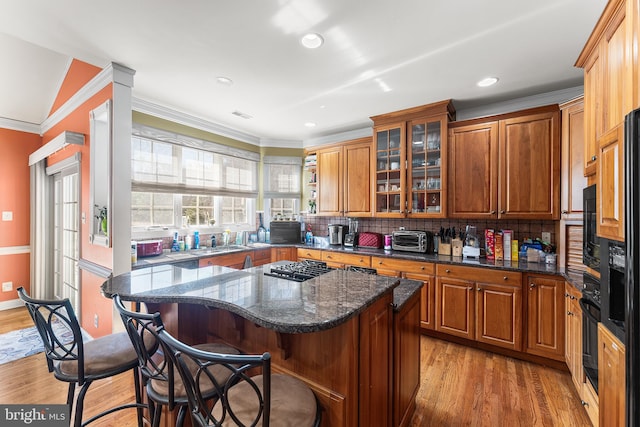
[[0, 307, 592, 426]]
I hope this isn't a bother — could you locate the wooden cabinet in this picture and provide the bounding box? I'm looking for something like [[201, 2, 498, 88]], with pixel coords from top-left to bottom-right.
[[392, 290, 421, 427], [321, 251, 370, 269], [198, 251, 250, 269], [372, 257, 435, 331], [315, 137, 372, 217], [436, 265, 523, 351], [448, 106, 560, 220], [252, 248, 271, 266], [598, 125, 624, 241], [359, 291, 393, 427], [560, 97, 588, 220], [270, 246, 297, 262], [564, 283, 584, 393], [296, 247, 322, 261], [371, 100, 455, 218], [598, 323, 626, 427], [525, 275, 565, 361], [448, 121, 499, 219], [583, 48, 604, 176]]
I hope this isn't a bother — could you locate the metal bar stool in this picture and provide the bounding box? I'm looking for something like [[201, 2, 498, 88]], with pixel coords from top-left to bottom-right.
[[17, 287, 149, 427], [113, 295, 241, 427], [154, 316, 322, 427]]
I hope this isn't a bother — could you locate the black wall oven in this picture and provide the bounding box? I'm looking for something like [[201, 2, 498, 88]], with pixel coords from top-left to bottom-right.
[[601, 238, 626, 343], [580, 272, 601, 393], [583, 184, 600, 272]]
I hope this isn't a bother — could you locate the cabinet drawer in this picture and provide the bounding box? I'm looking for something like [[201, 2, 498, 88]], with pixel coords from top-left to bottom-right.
[[372, 257, 435, 275], [297, 248, 322, 260], [253, 248, 271, 264], [322, 251, 370, 267], [436, 264, 521, 285]]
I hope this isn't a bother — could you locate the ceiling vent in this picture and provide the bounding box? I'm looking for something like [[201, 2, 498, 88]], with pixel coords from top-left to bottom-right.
[[232, 110, 253, 119]]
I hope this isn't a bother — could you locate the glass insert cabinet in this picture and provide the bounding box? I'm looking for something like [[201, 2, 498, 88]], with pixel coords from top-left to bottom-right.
[[371, 100, 454, 218]]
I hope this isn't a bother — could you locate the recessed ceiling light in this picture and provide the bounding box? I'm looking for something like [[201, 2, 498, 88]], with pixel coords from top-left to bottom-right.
[[477, 77, 499, 87], [304, 122, 317, 128], [216, 76, 234, 86], [301, 33, 324, 49]]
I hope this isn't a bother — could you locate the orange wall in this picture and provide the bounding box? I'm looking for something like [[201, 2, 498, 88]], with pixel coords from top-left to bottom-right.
[[0, 128, 42, 301], [45, 59, 115, 336], [49, 59, 102, 116]]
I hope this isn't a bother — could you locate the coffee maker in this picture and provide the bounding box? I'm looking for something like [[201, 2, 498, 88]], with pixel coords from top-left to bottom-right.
[[328, 224, 347, 245], [343, 219, 358, 247]]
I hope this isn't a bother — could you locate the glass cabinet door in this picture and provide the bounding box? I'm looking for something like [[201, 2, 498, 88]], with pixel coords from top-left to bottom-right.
[[408, 118, 445, 217], [374, 124, 405, 216]]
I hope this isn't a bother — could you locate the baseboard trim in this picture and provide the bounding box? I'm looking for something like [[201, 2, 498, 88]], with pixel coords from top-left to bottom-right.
[[0, 299, 23, 311]]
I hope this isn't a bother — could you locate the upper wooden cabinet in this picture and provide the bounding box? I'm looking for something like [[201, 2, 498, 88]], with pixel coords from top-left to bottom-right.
[[598, 124, 624, 241], [449, 106, 560, 220], [576, 0, 638, 180], [560, 97, 587, 220], [315, 137, 372, 217], [371, 100, 455, 218]]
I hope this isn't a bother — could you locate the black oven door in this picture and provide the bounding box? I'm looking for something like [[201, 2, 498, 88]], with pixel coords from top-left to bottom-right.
[[580, 297, 601, 393]]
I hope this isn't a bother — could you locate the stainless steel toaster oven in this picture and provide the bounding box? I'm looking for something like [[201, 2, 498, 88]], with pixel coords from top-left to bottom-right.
[[392, 230, 430, 253]]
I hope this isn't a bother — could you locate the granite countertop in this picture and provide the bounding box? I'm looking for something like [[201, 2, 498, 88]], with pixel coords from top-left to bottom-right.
[[133, 242, 564, 276], [393, 279, 423, 311], [102, 261, 402, 334]]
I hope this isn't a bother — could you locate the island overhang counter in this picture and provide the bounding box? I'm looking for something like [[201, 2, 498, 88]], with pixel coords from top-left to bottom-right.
[[102, 262, 421, 427]]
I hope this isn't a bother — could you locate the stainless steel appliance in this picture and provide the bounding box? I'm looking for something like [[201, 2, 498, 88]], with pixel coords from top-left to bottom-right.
[[580, 272, 601, 393], [328, 224, 347, 245], [269, 221, 301, 244], [392, 230, 432, 253], [264, 260, 334, 282]]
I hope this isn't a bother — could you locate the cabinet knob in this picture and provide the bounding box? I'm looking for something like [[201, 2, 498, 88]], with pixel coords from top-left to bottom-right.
[[561, 210, 568, 214], [529, 283, 536, 289], [378, 261, 383, 265], [490, 210, 496, 214], [445, 269, 451, 273], [581, 400, 589, 408], [500, 210, 505, 214], [468, 286, 474, 291], [326, 255, 332, 259], [421, 266, 425, 270], [591, 155, 597, 161], [477, 287, 482, 292], [503, 276, 508, 281], [567, 311, 573, 316]]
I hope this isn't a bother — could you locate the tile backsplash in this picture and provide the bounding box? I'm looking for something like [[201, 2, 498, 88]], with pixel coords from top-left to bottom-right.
[[300, 215, 557, 247]]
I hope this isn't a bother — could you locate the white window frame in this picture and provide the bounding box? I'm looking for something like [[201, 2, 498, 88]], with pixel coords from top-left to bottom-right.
[[263, 156, 302, 225]]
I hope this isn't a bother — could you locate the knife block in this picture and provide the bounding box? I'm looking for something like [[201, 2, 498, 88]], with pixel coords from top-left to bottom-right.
[[439, 242, 451, 256]]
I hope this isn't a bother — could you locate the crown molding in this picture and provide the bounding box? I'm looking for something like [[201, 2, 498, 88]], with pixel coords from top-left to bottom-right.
[[132, 97, 262, 146], [40, 62, 135, 135], [302, 126, 373, 148], [0, 117, 40, 134]]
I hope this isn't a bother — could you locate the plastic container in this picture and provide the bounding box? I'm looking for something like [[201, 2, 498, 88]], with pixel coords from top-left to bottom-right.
[[194, 231, 200, 249], [131, 241, 138, 264], [384, 235, 392, 250]]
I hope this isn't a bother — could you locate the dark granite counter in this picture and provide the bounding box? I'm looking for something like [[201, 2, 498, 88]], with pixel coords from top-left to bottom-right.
[[102, 261, 401, 334], [393, 279, 423, 311]]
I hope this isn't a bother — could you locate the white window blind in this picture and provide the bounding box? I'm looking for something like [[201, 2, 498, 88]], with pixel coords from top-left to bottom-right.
[[263, 156, 302, 199]]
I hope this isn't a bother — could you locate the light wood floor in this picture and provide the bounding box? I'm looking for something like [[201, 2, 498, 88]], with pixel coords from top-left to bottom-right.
[[0, 307, 592, 426]]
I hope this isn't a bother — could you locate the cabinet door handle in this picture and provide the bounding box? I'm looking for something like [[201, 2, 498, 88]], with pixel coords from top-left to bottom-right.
[[529, 283, 536, 289], [490, 210, 496, 214], [445, 269, 451, 273], [500, 210, 505, 214], [591, 155, 597, 161], [326, 255, 332, 259], [561, 210, 568, 214], [581, 400, 589, 408], [503, 276, 508, 281]]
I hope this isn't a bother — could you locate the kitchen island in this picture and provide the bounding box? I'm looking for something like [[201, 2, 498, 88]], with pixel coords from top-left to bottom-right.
[[102, 262, 422, 427]]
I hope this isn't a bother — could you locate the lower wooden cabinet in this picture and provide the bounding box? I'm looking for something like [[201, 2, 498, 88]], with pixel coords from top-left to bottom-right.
[[565, 283, 583, 392], [393, 290, 421, 427], [198, 251, 250, 269], [252, 248, 271, 266], [525, 275, 565, 361], [297, 247, 322, 261], [322, 251, 370, 269], [599, 323, 625, 427], [436, 265, 523, 351], [270, 246, 296, 262]]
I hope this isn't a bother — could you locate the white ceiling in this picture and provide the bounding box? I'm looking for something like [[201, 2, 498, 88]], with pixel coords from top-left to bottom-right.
[[0, 0, 606, 145]]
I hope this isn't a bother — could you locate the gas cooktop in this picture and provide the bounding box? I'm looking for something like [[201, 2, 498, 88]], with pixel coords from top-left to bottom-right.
[[264, 260, 334, 282]]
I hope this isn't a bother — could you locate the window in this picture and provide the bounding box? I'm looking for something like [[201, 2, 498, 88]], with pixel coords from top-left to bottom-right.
[[131, 125, 259, 234], [263, 156, 302, 224]]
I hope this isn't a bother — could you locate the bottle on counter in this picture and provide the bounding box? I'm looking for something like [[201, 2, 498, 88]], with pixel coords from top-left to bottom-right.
[[211, 235, 217, 248], [194, 231, 200, 249], [172, 232, 180, 252]]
